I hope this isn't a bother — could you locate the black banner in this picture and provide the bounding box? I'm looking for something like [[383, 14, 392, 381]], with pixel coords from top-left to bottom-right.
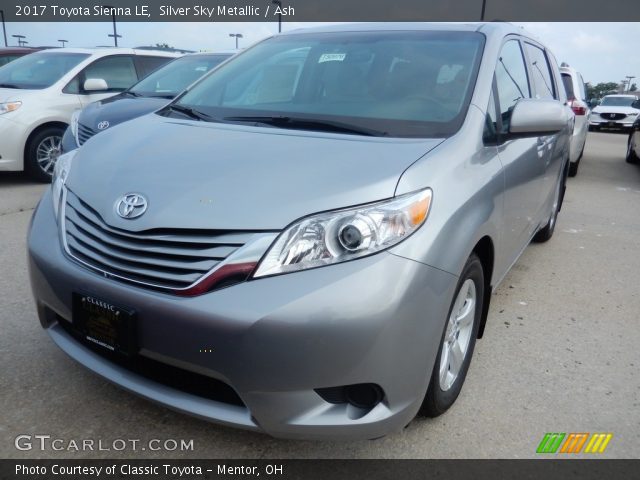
[[1, 0, 640, 22], [2, 460, 640, 480]]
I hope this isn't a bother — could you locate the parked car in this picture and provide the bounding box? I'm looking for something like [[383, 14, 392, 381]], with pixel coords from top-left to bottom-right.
[[559, 63, 589, 177], [0, 48, 178, 181], [28, 23, 571, 440], [0, 47, 40, 67], [589, 94, 640, 132], [61, 52, 234, 152], [626, 100, 640, 164]]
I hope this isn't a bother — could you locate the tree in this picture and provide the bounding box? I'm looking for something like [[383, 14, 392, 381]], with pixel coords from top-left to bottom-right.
[[585, 82, 620, 100], [155, 43, 173, 49], [630, 83, 638, 92]]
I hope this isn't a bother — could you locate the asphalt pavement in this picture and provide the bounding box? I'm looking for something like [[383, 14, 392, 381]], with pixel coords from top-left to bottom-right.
[[1, 132, 638, 458]]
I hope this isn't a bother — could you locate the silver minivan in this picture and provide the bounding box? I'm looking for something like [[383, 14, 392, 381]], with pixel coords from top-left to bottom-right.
[[28, 23, 571, 440]]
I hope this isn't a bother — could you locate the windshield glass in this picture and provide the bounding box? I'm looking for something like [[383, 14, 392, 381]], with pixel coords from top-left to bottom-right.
[[600, 96, 636, 107], [131, 54, 231, 97], [0, 52, 89, 89], [173, 31, 485, 137]]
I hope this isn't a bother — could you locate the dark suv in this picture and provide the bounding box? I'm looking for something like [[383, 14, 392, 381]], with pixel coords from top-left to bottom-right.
[[0, 47, 40, 67]]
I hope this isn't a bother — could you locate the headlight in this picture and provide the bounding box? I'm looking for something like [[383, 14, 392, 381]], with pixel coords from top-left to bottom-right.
[[70, 110, 80, 140], [253, 188, 432, 278], [0, 101, 21, 115], [51, 150, 76, 220]]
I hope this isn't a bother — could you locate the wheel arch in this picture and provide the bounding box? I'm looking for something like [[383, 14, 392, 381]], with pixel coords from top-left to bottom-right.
[[23, 121, 69, 163], [472, 235, 495, 339]]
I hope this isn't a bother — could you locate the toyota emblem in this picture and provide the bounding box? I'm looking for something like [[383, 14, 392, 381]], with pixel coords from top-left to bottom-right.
[[116, 193, 148, 219], [97, 120, 110, 130]]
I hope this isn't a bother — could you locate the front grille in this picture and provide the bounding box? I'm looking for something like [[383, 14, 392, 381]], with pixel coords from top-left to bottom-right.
[[77, 123, 97, 145], [63, 189, 254, 291], [57, 316, 245, 407], [599, 112, 627, 121]]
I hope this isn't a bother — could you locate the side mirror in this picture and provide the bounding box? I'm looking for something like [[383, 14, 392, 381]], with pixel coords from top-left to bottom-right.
[[83, 78, 108, 92], [509, 99, 569, 136], [631, 100, 640, 110]]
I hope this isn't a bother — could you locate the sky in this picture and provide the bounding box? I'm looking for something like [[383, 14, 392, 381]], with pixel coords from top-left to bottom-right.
[[3, 21, 639, 86]]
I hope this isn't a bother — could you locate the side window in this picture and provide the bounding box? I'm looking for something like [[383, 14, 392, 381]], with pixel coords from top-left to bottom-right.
[[524, 44, 556, 100], [80, 55, 138, 93], [495, 40, 530, 134], [578, 74, 587, 101], [483, 87, 498, 144], [138, 56, 172, 77]]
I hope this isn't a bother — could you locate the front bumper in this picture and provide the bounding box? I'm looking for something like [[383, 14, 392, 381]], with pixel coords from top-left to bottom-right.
[[28, 189, 458, 440], [61, 126, 78, 154], [589, 115, 637, 129], [0, 115, 26, 171]]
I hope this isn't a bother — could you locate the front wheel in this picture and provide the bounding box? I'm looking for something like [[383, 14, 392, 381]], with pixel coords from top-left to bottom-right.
[[626, 136, 639, 164], [420, 254, 484, 417], [26, 126, 65, 182]]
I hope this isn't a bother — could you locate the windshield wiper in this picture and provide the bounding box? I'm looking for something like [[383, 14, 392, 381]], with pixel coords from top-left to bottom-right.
[[223, 115, 387, 137], [122, 90, 143, 97], [164, 104, 214, 121], [147, 93, 177, 99], [0, 83, 21, 89]]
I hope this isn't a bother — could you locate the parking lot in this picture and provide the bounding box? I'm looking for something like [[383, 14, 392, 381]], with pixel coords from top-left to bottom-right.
[[1, 131, 638, 459]]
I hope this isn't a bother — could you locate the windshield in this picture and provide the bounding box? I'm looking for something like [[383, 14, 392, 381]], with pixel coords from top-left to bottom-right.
[[131, 54, 231, 97], [0, 51, 89, 89], [600, 96, 637, 107], [172, 31, 485, 138]]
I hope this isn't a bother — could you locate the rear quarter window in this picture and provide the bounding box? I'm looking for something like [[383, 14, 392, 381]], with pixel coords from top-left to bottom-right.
[[561, 73, 575, 100]]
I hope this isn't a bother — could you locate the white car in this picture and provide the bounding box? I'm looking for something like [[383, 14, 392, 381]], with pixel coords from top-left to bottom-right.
[[560, 63, 589, 177], [0, 48, 178, 181], [589, 94, 640, 132]]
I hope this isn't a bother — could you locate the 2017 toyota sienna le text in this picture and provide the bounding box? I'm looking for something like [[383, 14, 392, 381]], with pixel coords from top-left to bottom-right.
[[28, 23, 571, 440]]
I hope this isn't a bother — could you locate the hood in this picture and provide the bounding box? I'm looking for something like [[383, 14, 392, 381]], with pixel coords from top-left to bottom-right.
[[78, 94, 171, 132], [593, 106, 639, 114], [67, 114, 443, 231], [0, 87, 42, 103]]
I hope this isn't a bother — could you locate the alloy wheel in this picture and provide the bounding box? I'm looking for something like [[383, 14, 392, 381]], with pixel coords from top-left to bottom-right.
[[36, 135, 62, 176], [439, 278, 476, 391]]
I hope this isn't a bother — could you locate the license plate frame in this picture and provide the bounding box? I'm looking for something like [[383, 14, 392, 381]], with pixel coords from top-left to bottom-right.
[[72, 292, 137, 356]]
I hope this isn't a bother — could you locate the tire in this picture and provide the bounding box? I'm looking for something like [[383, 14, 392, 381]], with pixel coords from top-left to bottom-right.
[[533, 161, 567, 243], [626, 136, 639, 164], [26, 126, 65, 182], [420, 254, 484, 417], [568, 160, 579, 177]]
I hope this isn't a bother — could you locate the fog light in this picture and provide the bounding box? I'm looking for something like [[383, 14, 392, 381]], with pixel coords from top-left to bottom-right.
[[316, 383, 384, 410], [345, 383, 383, 409]]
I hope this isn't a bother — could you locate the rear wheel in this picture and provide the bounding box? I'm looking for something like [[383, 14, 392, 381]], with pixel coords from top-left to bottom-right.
[[420, 254, 484, 417], [26, 126, 65, 182], [626, 136, 639, 164], [533, 163, 566, 243]]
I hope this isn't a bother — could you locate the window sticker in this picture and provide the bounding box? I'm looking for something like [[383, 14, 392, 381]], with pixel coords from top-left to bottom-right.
[[319, 53, 346, 63]]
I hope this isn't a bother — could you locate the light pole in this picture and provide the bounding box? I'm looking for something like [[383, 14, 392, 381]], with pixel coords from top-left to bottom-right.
[[229, 33, 243, 50], [58, 39, 68, 47], [0, 9, 7, 47], [12, 34, 26, 47], [480, 0, 487, 20], [625, 76, 636, 93], [103, 5, 121, 46], [272, 0, 282, 33]]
